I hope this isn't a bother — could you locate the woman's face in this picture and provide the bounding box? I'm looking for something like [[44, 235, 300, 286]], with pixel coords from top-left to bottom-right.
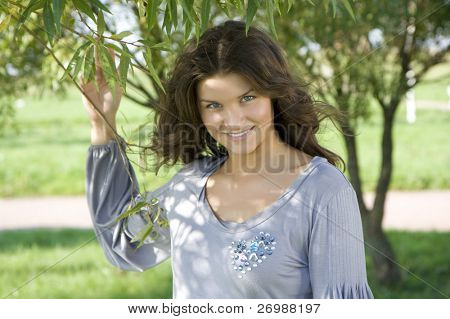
[[197, 72, 275, 156]]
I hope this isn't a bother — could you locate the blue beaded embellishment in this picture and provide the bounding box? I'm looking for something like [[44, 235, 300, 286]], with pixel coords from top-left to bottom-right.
[[228, 231, 276, 279]]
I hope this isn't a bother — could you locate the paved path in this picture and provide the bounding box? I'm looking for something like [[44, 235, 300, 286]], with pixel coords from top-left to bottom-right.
[[0, 191, 449, 231]]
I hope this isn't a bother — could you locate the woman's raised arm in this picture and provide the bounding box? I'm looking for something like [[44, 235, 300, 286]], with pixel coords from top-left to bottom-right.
[[81, 49, 171, 272]]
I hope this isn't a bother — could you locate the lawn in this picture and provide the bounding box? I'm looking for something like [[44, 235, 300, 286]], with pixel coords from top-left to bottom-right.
[[0, 64, 449, 197], [0, 228, 448, 298]]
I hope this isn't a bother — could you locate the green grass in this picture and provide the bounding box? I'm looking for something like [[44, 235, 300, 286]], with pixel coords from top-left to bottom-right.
[[0, 229, 172, 299], [413, 62, 450, 101], [0, 228, 448, 298], [0, 65, 449, 197], [0, 88, 180, 197], [366, 231, 450, 299]]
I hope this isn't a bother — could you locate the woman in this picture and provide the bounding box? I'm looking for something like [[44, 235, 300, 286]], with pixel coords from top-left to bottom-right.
[[82, 20, 374, 299]]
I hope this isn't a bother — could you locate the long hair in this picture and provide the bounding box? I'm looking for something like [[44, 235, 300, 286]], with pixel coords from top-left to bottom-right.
[[146, 19, 346, 175]]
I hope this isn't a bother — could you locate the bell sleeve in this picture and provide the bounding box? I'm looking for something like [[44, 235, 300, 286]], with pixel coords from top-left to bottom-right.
[[308, 186, 374, 298], [85, 138, 171, 272]]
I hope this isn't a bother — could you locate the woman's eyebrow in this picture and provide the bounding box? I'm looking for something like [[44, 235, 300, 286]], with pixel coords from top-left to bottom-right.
[[199, 88, 254, 103]]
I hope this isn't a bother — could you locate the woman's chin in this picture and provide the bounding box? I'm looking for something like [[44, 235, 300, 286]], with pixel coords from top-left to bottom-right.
[[223, 143, 258, 156]]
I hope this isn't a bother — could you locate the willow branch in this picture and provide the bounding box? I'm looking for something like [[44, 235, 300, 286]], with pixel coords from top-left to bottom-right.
[[10, 13, 139, 198]]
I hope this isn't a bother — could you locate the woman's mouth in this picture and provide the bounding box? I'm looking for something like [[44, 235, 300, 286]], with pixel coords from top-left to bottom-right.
[[223, 126, 255, 140]]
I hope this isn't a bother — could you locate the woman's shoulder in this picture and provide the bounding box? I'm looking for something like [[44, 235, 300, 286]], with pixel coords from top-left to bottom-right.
[[155, 155, 222, 190], [142, 155, 222, 204], [293, 155, 354, 210], [168, 154, 224, 185]]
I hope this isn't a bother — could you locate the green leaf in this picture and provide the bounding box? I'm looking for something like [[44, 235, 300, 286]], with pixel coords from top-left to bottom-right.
[[230, 0, 242, 11], [72, 51, 85, 80], [60, 41, 90, 81], [143, 49, 166, 93], [115, 201, 148, 222], [0, 14, 11, 32], [331, 0, 337, 18], [104, 42, 134, 58], [245, 0, 260, 35], [184, 14, 192, 42], [137, 0, 146, 17], [147, 0, 159, 30], [180, 0, 195, 26], [122, 43, 134, 76], [194, 20, 200, 44], [110, 31, 133, 40], [83, 44, 94, 82], [90, 0, 112, 14], [129, 204, 167, 249], [97, 9, 105, 36], [52, 0, 65, 36], [43, 0, 56, 44], [130, 222, 155, 249], [287, 0, 294, 12], [118, 48, 130, 91], [200, 0, 211, 33], [137, 39, 171, 51], [342, 0, 356, 21], [273, 0, 282, 16], [99, 44, 119, 92], [162, 1, 172, 34], [216, 0, 230, 17], [72, 0, 96, 22], [16, 0, 45, 32], [322, 0, 330, 14], [265, 0, 277, 40], [168, 0, 177, 30]]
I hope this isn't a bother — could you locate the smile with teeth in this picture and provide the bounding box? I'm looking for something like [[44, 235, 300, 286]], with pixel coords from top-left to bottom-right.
[[224, 126, 255, 139]]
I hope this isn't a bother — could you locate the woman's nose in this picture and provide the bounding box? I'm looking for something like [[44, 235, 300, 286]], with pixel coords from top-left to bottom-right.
[[222, 104, 247, 128]]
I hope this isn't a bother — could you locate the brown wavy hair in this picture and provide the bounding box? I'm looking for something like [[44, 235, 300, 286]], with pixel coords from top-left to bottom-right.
[[147, 19, 346, 175]]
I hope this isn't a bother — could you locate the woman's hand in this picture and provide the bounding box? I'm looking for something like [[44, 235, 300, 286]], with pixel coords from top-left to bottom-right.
[[81, 47, 123, 145], [80, 47, 122, 125]]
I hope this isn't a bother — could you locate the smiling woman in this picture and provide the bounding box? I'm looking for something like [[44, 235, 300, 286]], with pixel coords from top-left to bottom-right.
[[147, 20, 347, 174], [82, 19, 374, 299]]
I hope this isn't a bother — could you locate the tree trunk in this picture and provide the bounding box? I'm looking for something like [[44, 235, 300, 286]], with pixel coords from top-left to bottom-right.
[[340, 101, 402, 285], [363, 107, 401, 284], [363, 212, 402, 284], [341, 120, 366, 213]]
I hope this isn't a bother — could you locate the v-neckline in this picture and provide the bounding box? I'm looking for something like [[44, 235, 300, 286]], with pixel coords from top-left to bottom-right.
[[198, 154, 326, 233]]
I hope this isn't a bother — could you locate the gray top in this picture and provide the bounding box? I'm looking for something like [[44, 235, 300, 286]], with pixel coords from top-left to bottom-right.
[[85, 139, 374, 299]]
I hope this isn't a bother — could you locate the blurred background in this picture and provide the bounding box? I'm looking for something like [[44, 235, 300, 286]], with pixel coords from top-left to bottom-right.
[[0, 0, 449, 298]]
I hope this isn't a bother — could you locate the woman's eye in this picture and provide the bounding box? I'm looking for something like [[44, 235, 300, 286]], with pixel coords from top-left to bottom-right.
[[206, 103, 221, 109], [242, 95, 256, 102]]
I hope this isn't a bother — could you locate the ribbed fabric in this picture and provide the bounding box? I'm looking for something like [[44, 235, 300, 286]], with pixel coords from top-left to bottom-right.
[[308, 187, 373, 298], [85, 139, 374, 299]]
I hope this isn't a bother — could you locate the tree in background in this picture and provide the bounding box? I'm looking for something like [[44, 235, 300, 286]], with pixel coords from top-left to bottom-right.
[[276, 0, 449, 284]]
